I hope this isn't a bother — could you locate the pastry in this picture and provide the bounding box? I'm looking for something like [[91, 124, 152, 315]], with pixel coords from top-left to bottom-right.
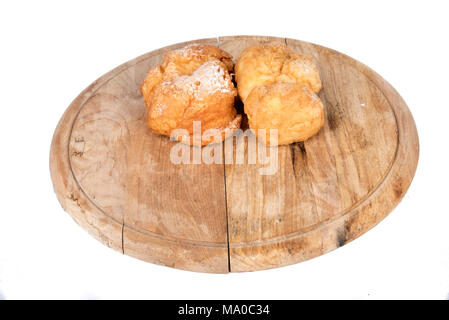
[[235, 42, 324, 145], [245, 82, 324, 145], [235, 41, 322, 102], [140, 44, 241, 146]]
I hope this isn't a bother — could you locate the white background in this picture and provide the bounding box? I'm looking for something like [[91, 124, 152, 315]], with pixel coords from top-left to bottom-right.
[[0, 0, 448, 299]]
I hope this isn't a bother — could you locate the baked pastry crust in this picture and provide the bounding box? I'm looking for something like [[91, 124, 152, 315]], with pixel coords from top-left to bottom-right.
[[235, 42, 324, 146], [235, 41, 322, 102], [245, 82, 324, 146], [140, 44, 240, 146]]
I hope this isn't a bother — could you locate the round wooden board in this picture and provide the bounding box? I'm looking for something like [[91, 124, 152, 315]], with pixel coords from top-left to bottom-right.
[[50, 36, 419, 273]]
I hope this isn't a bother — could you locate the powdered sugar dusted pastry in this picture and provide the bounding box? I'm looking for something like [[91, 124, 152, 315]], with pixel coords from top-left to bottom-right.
[[140, 44, 240, 146]]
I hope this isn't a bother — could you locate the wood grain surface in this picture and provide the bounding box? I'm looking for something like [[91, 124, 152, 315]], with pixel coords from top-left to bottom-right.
[[50, 36, 419, 273]]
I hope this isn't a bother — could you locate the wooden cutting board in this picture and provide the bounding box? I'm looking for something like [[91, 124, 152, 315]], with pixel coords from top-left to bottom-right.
[[50, 36, 419, 273]]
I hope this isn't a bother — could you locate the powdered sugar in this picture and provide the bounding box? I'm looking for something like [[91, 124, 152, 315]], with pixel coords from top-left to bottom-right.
[[154, 103, 167, 115], [171, 60, 233, 99], [171, 43, 205, 59]]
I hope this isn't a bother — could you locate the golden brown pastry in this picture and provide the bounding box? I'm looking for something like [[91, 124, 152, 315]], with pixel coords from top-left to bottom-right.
[[140, 44, 241, 146], [235, 42, 324, 145], [235, 42, 322, 102], [245, 82, 324, 146]]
